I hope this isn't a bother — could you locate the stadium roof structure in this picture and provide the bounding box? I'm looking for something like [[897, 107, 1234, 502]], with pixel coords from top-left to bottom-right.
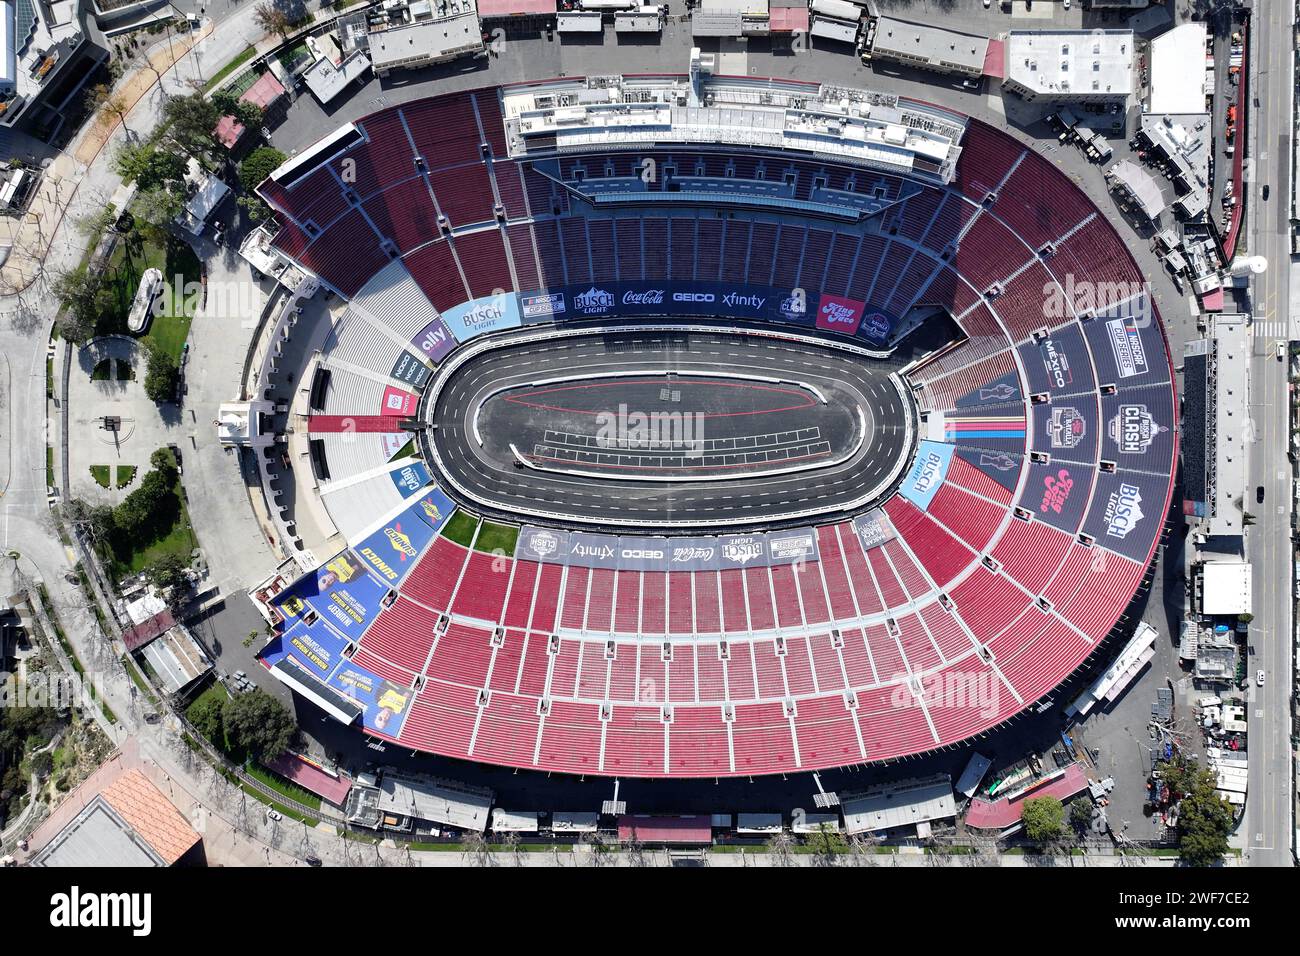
[[841, 775, 956, 835], [345, 772, 493, 833], [500, 73, 966, 182], [249, 75, 1178, 780]]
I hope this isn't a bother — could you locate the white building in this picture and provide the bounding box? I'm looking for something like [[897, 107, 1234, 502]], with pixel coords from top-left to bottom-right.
[[1003, 30, 1134, 104]]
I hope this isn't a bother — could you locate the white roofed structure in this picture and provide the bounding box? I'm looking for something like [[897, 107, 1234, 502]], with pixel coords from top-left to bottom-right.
[[1003, 30, 1134, 103], [1149, 22, 1209, 115]]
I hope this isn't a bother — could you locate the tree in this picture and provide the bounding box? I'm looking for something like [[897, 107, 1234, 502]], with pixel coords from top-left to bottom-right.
[[1069, 796, 1094, 834], [132, 187, 184, 244], [1177, 783, 1234, 867], [212, 89, 264, 131], [92, 84, 131, 134], [188, 694, 224, 744], [51, 268, 104, 344], [144, 552, 190, 597], [239, 146, 286, 192], [1020, 796, 1065, 843], [115, 143, 187, 191], [142, 339, 180, 404], [254, 2, 293, 39], [162, 93, 221, 158], [222, 689, 296, 762]]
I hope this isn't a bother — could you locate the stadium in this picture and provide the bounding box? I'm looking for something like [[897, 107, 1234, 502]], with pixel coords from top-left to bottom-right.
[[251, 61, 1177, 781]]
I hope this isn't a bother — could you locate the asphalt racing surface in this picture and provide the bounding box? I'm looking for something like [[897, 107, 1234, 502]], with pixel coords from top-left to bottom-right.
[[424, 325, 914, 529]]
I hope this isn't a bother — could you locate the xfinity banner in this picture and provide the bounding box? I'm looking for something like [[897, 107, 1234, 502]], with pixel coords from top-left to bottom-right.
[[515, 525, 819, 571]]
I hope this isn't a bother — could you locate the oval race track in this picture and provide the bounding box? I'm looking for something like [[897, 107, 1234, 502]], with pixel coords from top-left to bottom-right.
[[252, 81, 1178, 779], [424, 325, 914, 528]]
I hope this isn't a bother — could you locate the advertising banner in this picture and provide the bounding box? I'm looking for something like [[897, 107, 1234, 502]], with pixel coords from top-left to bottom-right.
[[899, 440, 955, 512], [410, 316, 456, 364], [356, 492, 446, 585], [390, 350, 432, 389], [380, 386, 418, 417], [271, 550, 390, 640], [389, 460, 431, 497], [327, 662, 413, 737], [409, 487, 455, 534], [515, 525, 821, 570], [442, 293, 522, 342], [852, 509, 896, 552]]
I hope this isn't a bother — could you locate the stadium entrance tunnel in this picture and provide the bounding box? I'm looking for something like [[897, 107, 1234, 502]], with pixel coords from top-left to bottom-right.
[[422, 324, 917, 529]]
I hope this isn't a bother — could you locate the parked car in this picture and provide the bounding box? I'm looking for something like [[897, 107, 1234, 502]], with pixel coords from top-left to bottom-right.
[[1256, 485, 1265, 503], [1256, 669, 1266, 687]]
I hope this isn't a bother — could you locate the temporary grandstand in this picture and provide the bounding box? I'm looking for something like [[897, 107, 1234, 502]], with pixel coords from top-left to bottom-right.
[[248, 64, 1178, 781]]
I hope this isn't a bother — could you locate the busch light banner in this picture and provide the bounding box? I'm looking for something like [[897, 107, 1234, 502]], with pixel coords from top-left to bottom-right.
[[515, 525, 818, 571], [442, 293, 521, 342], [899, 440, 956, 512]]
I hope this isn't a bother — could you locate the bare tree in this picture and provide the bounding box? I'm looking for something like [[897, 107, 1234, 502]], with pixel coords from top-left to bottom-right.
[[766, 829, 796, 867]]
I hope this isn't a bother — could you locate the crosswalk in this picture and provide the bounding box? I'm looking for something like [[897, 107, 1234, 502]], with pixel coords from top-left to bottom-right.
[[1250, 319, 1291, 340]]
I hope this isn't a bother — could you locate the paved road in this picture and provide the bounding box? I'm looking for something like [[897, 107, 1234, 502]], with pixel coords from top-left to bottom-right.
[[1243, 0, 1296, 868], [428, 326, 911, 528]]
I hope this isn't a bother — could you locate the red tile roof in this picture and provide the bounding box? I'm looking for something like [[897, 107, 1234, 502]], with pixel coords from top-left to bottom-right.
[[101, 769, 201, 865]]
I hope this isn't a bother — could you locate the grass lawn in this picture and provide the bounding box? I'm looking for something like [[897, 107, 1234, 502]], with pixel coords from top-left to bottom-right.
[[96, 232, 200, 364], [91, 359, 112, 381], [440, 510, 479, 547], [106, 447, 196, 578], [474, 521, 519, 555], [390, 438, 415, 461], [89, 465, 111, 488], [245, 762, 322, 811], [115, 465, 137, 489], [204, 45, 257, 93], [46, 446, 54, 488]]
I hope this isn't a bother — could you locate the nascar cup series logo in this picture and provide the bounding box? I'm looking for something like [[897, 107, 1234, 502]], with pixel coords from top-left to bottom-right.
[[1108, 404, 1165, 454], [574, 287, 615, 315], [1048, 406, 1087, 450], [521, 293, 565, 319], [1102, 483, 1144, 539]]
